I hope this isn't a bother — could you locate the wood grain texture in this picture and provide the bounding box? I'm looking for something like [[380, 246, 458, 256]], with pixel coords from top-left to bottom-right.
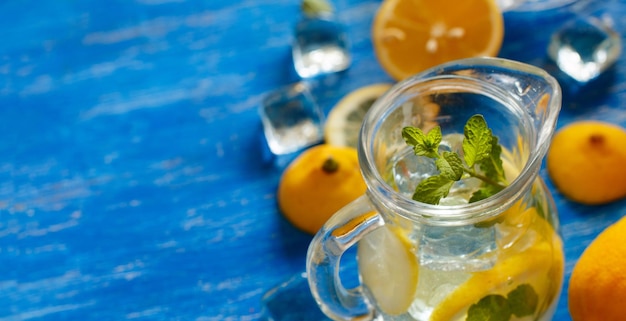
[[0, 0, 624, 320]]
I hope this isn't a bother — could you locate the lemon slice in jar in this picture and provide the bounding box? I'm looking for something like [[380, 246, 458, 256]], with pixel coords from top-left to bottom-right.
[[357, 225, 419, 315], [429, 216, 564, 321], [324, 83, 393, 148]]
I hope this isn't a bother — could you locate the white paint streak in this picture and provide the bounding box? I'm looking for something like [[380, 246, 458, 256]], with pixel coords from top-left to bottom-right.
[[126, 307, 164, 319], [236, 288, 264, 301], [12, 177, 92, 212], [182, 215, 205, 231], [18, 217, 79, 239], [153, 173, 175, 186], [157, 240, 178, 248], [20, 75, 53, 95], [113, 260, 145, 281], [0, 302, 95, 321], [81, 76, 215, 119], [215, 143, 224, 157], [104, 152, 120, 164], [83, 2, 264, 47], [83, 17, 180, 45], [67, 57, 153, 83], [227, 94, 260, 114], [151, 157, 183, 170], [81, 88, 189, 119], [198, 88, 260, 122], [199, 277, 242, 293]]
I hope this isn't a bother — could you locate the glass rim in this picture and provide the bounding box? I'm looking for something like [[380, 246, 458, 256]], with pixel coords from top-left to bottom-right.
[[358, 57, 562, 226]]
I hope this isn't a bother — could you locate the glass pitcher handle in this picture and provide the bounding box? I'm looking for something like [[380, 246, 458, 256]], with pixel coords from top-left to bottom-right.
[[306, 195, 385, 321]]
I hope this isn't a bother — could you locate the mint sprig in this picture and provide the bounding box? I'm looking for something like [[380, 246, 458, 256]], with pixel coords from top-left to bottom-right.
[[466, 284, 539, 321], [466, 295, 511, 321], [401, 114, 507, 205]]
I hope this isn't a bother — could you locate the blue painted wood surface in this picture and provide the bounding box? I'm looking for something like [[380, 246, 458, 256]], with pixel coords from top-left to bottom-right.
[[1, 0, 625, 320]]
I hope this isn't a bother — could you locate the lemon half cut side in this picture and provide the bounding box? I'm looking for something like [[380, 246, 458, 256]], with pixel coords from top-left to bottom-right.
[[324, 83, 393, 148]]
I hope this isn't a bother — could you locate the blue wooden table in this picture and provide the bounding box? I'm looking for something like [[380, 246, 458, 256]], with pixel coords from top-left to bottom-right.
[[1, 0, 625, 320]]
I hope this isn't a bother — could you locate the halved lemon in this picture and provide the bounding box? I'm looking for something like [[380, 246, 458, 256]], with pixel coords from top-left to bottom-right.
[[357, 225, 418, 315], [324, 83, 393, 148], [372, 0, 504, 81]]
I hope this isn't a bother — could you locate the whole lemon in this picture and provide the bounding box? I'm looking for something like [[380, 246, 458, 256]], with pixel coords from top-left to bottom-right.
[[547, 121, 626, 205], [568, 215, 626, 321], [277, 144, 367, 235]]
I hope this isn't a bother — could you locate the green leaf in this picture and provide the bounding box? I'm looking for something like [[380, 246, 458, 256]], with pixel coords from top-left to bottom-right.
[[473, 214, 505, 228], [466, 295, 512, 321], [478, 134, 506, 184], [469, 188, 492, 203], [507, 284, 538, 317], [412, 175, 454, 205], [436, 152, 464, 180], [463, 115, 493, 167], [427, 126, 443, 149], [401, 114, 507, 205], [402, 126, 425, 146], [469, 184, 504, 203], [402, 126, 440, 158]]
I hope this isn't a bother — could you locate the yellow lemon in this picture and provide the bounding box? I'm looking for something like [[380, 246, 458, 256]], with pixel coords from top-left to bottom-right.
[[569, 215, 626, 321], [547, 121, 626, 204], [277, 144, 367, 235]]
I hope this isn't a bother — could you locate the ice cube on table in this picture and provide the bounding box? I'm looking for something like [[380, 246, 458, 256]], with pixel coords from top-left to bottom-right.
[[293, 16, 351, 79], [259, 82, 324, 156], [548, 15, 621, 83]]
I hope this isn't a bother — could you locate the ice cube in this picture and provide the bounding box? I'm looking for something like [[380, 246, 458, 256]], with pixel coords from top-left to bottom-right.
[[293, 15, 351, 79], [392, 148, 438, 197], [259, 82, 324, 155], [548, 15, 621, 83]]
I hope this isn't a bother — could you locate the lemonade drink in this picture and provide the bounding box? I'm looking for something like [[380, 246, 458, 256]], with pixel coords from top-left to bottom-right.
[[356, 136, 564, 321], [306, 58, 563, 321]]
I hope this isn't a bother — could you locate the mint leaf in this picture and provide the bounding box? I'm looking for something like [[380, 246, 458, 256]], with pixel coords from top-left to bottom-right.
[[436, 151, 464, 181], [478, 134, 506, 184], [402, 126, 426, 146], [402, 114, 508, 205], [507, 284, 538, 317], [463, 115, 493, 167], [427, 126, 443, 149], [467, 295, 511, 321], [469, 184, 504, 203], [402, 126, 439, 158], [473, 214, 505, 228], [412, 175, 454, 205], [469, 188, 493, 203]]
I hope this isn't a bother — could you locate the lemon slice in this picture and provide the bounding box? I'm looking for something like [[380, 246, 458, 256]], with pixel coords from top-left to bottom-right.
[[324, 83, 393, 148], [429, 224, 564, 321], [357, 225, 418, 315]]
